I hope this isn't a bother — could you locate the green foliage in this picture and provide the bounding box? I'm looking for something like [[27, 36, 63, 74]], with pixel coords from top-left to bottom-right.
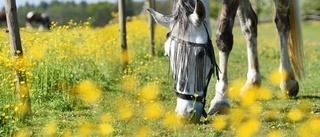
[[303, 0, 320, 11], [210, 0, 222, 19], [86, 2, 116, 26], [11, 1, 145, 27]]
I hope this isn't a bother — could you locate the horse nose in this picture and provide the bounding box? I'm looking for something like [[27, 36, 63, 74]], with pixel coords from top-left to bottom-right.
[[176, 98, 203, 123]]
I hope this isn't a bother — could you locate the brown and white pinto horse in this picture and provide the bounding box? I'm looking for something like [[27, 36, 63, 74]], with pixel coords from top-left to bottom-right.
[[0, 11, 6, 23], [0, 11, 9, 32], [26, 11, 51, 31], [207, 0, 305, 115]]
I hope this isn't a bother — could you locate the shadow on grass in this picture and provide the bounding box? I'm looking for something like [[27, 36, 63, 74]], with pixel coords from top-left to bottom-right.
[[294, 95, 320, 100]]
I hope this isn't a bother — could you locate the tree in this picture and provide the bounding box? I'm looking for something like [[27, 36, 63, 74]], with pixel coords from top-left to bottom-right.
[[39, 1, 49, 10], [119, 0, 128, 67], [302, 0, 320, 12]]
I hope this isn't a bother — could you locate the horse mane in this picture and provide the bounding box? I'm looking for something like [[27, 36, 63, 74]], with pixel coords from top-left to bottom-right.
[[171, 0, 196, 36]]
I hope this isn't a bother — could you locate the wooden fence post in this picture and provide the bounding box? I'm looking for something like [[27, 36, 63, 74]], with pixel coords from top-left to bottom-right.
[[5, 0, 31, 115], [118, 0, 128, 67], [148, 0, 155, 56]]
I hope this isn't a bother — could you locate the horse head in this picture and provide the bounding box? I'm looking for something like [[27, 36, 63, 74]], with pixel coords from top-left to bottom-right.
[[148, 0, 214, 123], [41, 13, 51, 30]]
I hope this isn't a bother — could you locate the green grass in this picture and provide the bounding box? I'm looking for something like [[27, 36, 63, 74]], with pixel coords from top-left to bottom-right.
[[0, 20, 320, 136]]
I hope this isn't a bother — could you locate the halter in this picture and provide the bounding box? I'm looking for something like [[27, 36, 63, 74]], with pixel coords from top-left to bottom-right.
[[167, 21, 219, 118]]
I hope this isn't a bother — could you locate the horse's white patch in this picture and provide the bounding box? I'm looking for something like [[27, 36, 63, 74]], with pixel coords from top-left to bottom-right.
[[26, 11, 34, 19], [175, 98, 203, 118], [41, 13, 47, 18]]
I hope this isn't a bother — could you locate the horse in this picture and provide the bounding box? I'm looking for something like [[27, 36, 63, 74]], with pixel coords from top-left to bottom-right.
[[149, 0, 305, 122], [207, 0, 305, 115], [0, 11, 9, 33], [148, 0, 218, 122], [26, 11, 51, 31], [0, 11, 6, 23]]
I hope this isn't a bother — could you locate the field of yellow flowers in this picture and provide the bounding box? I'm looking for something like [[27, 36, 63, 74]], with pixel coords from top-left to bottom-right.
[[0, 15, 320, 137]]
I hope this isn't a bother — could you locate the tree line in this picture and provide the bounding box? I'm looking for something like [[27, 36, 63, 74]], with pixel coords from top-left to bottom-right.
[[1, 0, 173, 27], [1, 0, 319, 28]]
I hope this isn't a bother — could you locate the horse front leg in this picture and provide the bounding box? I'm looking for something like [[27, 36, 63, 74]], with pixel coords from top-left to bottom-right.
[[26, 21, 33, 30], [237, 0, 261, 92], [274, 0, 299, 96], [208, 0, 239, 115]]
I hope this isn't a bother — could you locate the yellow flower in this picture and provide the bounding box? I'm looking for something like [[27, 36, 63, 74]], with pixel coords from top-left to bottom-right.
[[257, 87, 272, 101], [239, 86, 258, 106], [307, 117, 320, 135], [229, 108, 245, 127], [116, 96, 134, 120], [163, 111, 182, 129], [143, 102, 163, 120], [119, 106, 134, 120], [287, 108, 303, 122], [193, 93, 199, 98], [212, 116, 228, 130], [236, 118, 260, 137], [77, 122, 93, 136], [269, 70, 288, 85], [75, 79, 102, 103], [14, 128, 31, 137], [99, 123, 114, 135], [227, 79, 245, 100], [135, 126, 151, 137], [43, 122, 57, 136], [139, 83, 160, 101], [297, 117, 320, 137]]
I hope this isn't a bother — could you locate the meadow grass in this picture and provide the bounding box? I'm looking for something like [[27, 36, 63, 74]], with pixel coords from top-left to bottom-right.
[[0, 16, 319, 137]]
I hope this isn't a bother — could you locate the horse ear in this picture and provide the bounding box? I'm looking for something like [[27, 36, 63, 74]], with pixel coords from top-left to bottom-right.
[[189, 0, 206, 26], [147, 8, 172, 29]]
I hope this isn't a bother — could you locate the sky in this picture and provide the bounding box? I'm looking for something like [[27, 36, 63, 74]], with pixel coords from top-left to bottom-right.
[[0, 0, 144, 10]]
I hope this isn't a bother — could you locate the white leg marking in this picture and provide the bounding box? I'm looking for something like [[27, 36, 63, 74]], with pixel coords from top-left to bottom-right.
[[208, 51, 230, 115]]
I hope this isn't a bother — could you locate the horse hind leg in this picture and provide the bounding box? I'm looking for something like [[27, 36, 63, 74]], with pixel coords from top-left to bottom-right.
[[237, 0, 261, 92], [274, 0, 299, 96], [208, 0, 239, 115]]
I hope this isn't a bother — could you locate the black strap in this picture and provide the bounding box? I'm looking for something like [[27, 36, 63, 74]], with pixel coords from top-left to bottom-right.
[[203, 21, 220, 80], [201, 68, 214, 118], [175, 92, 204, 102]]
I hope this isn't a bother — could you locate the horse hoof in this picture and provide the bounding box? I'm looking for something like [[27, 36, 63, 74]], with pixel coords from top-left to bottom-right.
[[207, 101, 230, 115], [284, 81, 299, 97]]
